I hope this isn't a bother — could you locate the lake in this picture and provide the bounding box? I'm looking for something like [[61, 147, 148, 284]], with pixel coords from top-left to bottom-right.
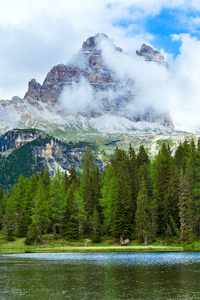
[[0, 252, 200, 299]]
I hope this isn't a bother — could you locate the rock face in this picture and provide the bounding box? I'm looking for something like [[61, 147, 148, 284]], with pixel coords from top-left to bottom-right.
[[136, 44, 166, 65], [24, 33, 173, 128], [0, 129, 43, 152]]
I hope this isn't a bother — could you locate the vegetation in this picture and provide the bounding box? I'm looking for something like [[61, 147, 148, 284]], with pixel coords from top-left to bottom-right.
[[1, 139, 200, 250]]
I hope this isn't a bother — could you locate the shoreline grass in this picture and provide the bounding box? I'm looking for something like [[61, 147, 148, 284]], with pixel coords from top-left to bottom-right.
[[0, 236, 194, 254]]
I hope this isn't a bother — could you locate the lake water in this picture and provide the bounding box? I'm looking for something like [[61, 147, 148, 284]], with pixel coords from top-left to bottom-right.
[[0, 252, 200, 299]]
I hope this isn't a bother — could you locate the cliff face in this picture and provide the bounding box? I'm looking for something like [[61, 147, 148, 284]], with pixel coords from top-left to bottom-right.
[[0, 129, 43, 152], [0, 131, 103, 187], [24, 34, 173, 128], [136, 44, 167, 65]]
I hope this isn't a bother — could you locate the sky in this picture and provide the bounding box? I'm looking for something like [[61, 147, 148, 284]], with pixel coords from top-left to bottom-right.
[[1, 0, 200, 130]]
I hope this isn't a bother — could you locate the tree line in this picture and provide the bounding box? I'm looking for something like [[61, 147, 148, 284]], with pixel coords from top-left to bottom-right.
[[0, 139, 200, 245]]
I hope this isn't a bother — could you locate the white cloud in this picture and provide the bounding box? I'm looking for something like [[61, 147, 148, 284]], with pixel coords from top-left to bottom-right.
[[59, 78, 94, 113], [1, 0, 200, 132]]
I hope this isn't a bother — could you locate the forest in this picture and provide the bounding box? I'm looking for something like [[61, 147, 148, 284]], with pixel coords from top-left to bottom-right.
[[0, 138, 200, 246]]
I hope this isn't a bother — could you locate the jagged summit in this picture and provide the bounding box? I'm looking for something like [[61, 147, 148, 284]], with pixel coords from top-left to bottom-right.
[[81, 33, 108, 51], [136, 44, 167, 65], [81, 33, 123, 53]]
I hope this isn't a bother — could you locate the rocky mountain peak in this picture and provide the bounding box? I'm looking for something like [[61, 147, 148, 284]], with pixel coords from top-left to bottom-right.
[[81, 33, 108, 52], [20, 34, 172, 128], [136, 44, 166, 64]]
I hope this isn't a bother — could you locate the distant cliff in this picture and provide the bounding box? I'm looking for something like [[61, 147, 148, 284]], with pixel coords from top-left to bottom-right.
[[0, 129, 43, 152]]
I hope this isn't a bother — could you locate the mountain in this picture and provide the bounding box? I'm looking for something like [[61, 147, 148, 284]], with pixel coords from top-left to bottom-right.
[[0, 33, 173, 136], [0, 33, 197, 184]]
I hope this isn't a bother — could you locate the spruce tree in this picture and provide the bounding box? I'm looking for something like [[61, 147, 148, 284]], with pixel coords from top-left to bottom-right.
[[32, 179, 50, 243], [128, 145, 139, 220], [135, 177, 151, 246], [3, 194, 17, 241], [63, 182, 79, 240], [113, 164, 133, 243], [178, 171, 195, 244], [49, 169, 66, 237], [100, 164, 116, 235], [80, 147, 102, 235], [137, 145, 149, 169]]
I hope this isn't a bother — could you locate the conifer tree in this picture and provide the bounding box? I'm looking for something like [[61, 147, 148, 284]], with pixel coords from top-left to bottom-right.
[[74, 190, 87, 237], [32, 179, 50, 243], [128, 145, 139, 218], [49, 169, 66, 237], [3, 194, 17, 241], [80, 147, 102, 235], [135, 177, 151, 245], [113, 164, 133, 243], [100, 164, 116, 235], [152, 143, 175, 236], [178, 171, 195, 243], [64, 170, 70, 193], [63, 182, 79, 240], [137, 145, 149, 169]]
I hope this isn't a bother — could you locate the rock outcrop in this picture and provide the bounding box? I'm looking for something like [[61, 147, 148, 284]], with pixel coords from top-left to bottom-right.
[[0, 129, 43, 152], [136, 44, 166, 64]]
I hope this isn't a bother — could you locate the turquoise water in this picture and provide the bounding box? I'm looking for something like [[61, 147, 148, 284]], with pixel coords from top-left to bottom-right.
[[0, 252, 200, 299]]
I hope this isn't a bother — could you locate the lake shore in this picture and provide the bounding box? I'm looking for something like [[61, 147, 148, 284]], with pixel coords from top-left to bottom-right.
[[1, 236, 198, 254]]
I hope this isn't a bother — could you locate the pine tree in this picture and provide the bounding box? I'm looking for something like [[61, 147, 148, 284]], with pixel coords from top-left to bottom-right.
[[113, 164, 133, 243], [137, 145, 149, 169], [49, 169, 66, 237], [3, 194, 17, 241], [32, 179, 50, 243], [135, 177, 151, 245], [151, 143, 175, 236], [178, 171, 195, 244], [100, 164, 116, 235], [80, 147, 102, 235], [128, 145, 139, 219], [63, 182, 79, 240], [74, 190, 87, 237]]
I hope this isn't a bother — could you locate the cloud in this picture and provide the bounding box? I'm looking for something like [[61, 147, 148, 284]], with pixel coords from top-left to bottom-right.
[[59, 78, 94, 113], [1, 0, 200, 132], [100, 33, 200, 131], [1, 0, 200, 100], [58, 33, 200, 132]]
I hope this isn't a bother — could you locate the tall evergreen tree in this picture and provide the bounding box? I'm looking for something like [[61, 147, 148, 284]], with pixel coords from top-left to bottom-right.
[[113, 164, 133, 243], [80, 147, 102, 235], [128, 145, 139, 219], [137, 145, 149, 169], [151, 143, 175, 236], [178, 171, 195, 244], [135, 177, 151, 246], [3, 193, 17, 241], [49, 169, 66, 237], [32, 179, 50, 243], [100, 164, 116, 235]]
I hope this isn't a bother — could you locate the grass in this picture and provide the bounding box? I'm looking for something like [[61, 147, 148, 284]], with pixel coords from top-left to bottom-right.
[[0, 234, 192, 254]]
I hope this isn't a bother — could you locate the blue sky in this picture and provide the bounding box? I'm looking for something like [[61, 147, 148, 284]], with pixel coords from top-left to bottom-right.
[[145, 8, 200, 56], [113, 5, 200, 57]]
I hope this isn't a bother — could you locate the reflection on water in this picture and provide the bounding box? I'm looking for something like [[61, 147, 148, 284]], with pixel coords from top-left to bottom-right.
[[0, 252, 200, 299]]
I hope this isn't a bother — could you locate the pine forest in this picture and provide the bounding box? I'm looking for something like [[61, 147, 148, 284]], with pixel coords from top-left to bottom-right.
[[1, 139, 200, 247]]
